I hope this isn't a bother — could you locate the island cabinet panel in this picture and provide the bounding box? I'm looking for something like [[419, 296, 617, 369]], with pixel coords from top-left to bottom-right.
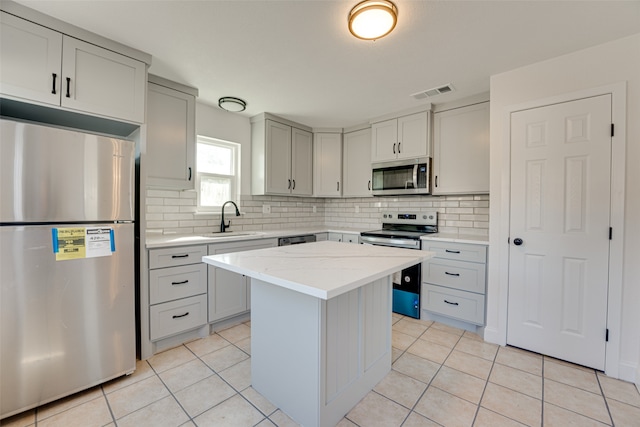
[[325, 288, 359, 402], [251, 276, 391, 427]]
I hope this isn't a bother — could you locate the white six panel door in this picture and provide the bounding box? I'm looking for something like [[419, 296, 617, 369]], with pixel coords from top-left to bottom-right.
[[507, 94, 612, 370]]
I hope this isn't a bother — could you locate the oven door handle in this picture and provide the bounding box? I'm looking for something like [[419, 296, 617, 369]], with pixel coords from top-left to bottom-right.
[[359, 235, 421, 250]]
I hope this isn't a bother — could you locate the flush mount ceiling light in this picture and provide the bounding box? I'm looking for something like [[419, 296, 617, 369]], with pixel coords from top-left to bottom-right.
[[218, 97, 247, 112], [348, 0, 398, 40]]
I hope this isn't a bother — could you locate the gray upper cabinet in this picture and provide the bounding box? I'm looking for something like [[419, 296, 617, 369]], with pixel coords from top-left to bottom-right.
[[146, 76, 198, 190], [432, 102, 490, 195], [314, 132, 342, 197], [0, 11, 146, 124], [371, 111, 430, 163], [342, 127, 372, 197], [252, 115, 313, 196]]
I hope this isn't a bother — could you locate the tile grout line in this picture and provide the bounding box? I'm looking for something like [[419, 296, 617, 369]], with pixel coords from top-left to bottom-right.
[[469, 344, 498, 426], [595, 371, 615, 426], [183, 329, 279, 425], [100, 385, 118, 427]]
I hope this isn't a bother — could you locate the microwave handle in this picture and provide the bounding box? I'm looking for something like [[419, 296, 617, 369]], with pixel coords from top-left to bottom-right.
[[412, 164, 418, 189]]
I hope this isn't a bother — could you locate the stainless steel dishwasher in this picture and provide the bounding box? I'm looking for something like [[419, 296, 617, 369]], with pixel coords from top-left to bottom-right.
[[278, 234, 316, 246]]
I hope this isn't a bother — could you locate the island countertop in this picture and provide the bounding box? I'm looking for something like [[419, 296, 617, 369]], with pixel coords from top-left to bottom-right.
[[202, 240, 434, 300]]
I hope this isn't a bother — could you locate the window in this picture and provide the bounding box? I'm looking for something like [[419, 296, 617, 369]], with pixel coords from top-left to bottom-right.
[[196, 136, 240, 211]]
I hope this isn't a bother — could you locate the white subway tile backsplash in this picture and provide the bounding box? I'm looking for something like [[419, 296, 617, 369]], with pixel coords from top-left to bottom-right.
[[144, 188, 489, 235]]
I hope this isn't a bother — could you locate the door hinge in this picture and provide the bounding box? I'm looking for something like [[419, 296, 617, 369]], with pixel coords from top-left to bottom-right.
[[606, 329, 609, 342], [609, 227, 613, 240], [611, 123, 614, 137]]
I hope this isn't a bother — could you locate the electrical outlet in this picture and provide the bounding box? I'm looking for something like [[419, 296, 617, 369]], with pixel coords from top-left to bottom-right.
[[313, 206, 317, 213], [263, 204, 271, 214], [355, 205, 360, 213]]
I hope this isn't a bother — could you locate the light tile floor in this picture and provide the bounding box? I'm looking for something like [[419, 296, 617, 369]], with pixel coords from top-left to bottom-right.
[[2, 315, 639, 427]]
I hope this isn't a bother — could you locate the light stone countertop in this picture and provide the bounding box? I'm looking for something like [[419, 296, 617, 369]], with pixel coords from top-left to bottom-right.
[[146, 228, 490, 249], [145, 227, 368, 249], [202, 240, 434, 300]]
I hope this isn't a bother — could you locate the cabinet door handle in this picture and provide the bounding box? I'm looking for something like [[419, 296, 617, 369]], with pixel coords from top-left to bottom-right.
[[445, 272, 460, 277], [65, 77, 71, 98], [445, 249, 460, 254], [172, 312, 189, 319], [368, 180, 371, 190], [393, 143, 396, 154], [435, 176, 438, 188], [171, 254, 189, 259], [292, 179, 296, 190], [52, 73, 57, 94], [171, 280, 189, 285], [444, 300, 459, 306], [188, 167, 192, 181], [288, 179, 292, 189], [337, 181, 340, 191], [398, 142, 401, 153]]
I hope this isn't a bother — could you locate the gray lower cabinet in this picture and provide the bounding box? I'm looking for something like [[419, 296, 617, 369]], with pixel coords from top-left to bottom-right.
[[148, 245, 208, 341], [328, 232, 359, 243], [422, 241, 488, 325], [208, 239, 278, 322]]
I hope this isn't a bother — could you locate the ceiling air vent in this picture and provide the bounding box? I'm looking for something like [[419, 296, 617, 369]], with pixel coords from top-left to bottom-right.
[[411, 84, 454, 100]]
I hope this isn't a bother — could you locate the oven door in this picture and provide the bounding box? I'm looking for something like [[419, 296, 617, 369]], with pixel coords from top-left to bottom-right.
[[392, 263, 421, 319]]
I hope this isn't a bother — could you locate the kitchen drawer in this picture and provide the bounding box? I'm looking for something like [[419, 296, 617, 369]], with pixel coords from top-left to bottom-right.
[[423, 284, 485, 325], [148, 245, 207, 269], [422, 241, 487, 263], [150, 294, 207, 341], [423, 258, 486, 294], [149, 263, 207, 305]]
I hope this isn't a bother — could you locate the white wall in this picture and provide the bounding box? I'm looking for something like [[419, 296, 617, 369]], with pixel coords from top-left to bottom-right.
[[487, 34, 640, 383]]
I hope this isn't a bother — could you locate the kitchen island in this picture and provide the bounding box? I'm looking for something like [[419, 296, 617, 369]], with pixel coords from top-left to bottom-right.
[[202, 241, 433, 427]]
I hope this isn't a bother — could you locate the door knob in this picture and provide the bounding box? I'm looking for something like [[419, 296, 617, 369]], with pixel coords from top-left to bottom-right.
[[513, 238, 523, 246]]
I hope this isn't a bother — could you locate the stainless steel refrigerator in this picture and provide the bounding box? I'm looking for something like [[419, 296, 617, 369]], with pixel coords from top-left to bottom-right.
[[0, 118, 136, 419]]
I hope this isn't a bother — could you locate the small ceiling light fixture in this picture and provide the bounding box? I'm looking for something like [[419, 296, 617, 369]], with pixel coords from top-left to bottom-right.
[[218, 96, 247, 112], [348, 0, 398, 40]]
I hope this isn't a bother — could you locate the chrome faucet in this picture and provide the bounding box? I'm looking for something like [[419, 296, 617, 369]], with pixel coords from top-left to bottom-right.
[[220, 201, 241, 232]]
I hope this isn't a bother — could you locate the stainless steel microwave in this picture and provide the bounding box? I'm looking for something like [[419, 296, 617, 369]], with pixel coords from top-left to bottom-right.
[[371, 158, 431, 196]]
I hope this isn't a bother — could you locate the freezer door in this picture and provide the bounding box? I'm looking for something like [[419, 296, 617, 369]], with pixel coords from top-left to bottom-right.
[[0, 224, 135, 418], [0, 119, 135, 222]]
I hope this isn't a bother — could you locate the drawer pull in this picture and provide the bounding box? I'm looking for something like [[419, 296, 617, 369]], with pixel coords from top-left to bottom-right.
[[444, 300, 459, 306], [445, 249, 461, 254], [171, 254, 189, 259], [172, 312, 190, 319], [171, 280, 189, 285], [445, 272, 460, 277]]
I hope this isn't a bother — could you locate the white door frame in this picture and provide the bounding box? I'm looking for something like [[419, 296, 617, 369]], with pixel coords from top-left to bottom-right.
[[496, 82, 626, 377]]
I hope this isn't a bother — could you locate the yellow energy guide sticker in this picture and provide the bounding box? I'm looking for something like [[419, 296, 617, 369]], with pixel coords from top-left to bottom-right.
[[53, 227, 86, 261]]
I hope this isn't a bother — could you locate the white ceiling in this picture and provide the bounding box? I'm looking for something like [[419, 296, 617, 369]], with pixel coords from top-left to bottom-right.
[[15, 0, 640, 128]]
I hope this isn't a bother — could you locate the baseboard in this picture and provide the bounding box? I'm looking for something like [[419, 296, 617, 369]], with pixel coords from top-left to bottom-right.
[[482, 326, 506, 346], [616, 360, 638, 383]]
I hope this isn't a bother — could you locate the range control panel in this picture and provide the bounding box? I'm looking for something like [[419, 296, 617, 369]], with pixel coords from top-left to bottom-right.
[[380, 211, 437, 226]]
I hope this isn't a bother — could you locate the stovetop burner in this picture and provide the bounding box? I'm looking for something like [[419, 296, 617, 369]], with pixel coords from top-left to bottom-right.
[[360, 211, 438, 249]]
